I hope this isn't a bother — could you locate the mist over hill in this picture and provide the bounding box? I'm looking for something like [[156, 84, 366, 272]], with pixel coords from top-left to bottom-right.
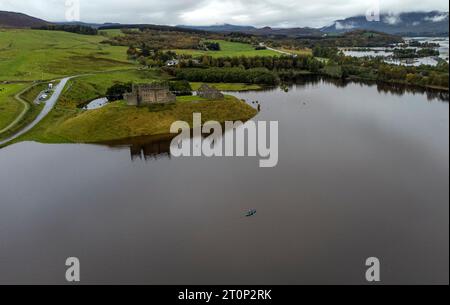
[[321, 11, 449, 36], [177, 24, 323, 38], [1, 9, 448, 37], [179, 11, 448, 37]]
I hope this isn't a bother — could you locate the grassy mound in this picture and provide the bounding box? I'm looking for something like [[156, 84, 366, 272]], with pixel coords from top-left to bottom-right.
[[20, 96, 257, 143]]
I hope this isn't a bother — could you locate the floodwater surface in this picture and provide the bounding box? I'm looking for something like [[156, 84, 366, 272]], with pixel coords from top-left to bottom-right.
[[342, 37, 450, 66], [0, 78, 448, 284]]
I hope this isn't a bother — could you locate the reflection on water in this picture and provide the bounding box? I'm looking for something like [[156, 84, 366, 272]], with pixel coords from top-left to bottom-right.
[[103, 76, 447, 162], [103, 134, 174, 161], [285, 75, 449, 102]]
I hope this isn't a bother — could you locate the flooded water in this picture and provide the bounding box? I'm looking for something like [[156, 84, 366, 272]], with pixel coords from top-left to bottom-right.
[[83, 97, 109, 110], [0, 78, 448, 284], [342, 37, 449, 66]]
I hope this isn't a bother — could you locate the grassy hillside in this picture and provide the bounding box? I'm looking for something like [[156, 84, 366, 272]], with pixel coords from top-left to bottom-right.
[[35, 96, 256, 143], [173, 40, 279, 58], [0, 29, 134, 81], [0, 82, 46, 141], [0, 84, 27, 130]]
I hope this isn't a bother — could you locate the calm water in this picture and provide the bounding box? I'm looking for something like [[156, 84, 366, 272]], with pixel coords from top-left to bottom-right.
[[83, 97, 109, 110], [0, 79, 448, 284]]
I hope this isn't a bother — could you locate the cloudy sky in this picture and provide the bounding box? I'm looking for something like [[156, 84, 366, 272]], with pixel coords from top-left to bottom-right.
[[0, 0, 448, 27]]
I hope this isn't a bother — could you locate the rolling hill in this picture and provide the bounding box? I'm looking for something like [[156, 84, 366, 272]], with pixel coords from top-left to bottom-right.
[[178, 24, 323, 38], [0, 11, 50, 28]]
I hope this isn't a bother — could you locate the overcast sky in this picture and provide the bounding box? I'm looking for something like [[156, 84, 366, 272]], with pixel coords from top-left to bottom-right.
[[0, 0, 448, 27]]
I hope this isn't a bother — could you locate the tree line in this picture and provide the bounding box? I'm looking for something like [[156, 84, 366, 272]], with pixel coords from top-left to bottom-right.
[[34, 25, 98, 35], [320, 52, 449, 90], [175, 68, 280, 85], [179, 55, 324, 73]]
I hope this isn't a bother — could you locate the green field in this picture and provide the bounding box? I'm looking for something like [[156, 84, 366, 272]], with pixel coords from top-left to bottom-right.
[[173, 40, 280, 58], [0, 82, 46, 141], [0, 84, 27, 130], [0, 29, 134, 81], [99, 29, 126, 38]]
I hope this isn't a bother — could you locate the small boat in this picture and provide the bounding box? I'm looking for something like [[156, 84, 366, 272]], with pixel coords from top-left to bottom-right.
[[246, 209, 257, 217]]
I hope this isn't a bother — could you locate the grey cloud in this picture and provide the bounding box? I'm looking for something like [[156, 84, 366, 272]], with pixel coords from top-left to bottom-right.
[[0, 0, 448, 27]]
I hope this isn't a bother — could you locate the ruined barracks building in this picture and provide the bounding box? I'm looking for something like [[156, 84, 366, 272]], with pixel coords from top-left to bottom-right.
[[197, 84, 224, 100], [124, 84, 176, 106]]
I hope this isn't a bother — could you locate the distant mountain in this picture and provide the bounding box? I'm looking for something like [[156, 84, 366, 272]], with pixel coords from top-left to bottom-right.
[[249, 27, 322, 38], [178, 24, 322, 38], [177, 24, 257, 33], [322, 11, 449, 36], [55, 21, 122, 29], [0, 11, 50, 28]]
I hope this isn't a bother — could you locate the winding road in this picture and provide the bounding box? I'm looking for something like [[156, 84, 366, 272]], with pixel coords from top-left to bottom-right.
[[0, 77, 72, 146], [259, 43, 295, 56]]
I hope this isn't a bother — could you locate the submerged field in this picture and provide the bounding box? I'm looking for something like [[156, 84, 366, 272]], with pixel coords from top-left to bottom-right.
[[172, 40, 280, 58], [0, 29, 133, 81]]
